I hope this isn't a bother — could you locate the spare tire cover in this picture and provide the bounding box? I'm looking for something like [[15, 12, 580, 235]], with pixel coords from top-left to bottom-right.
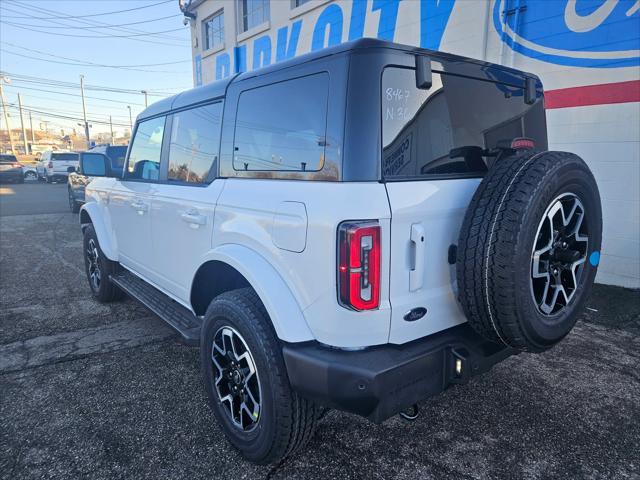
[[456, 151, 602, 352]]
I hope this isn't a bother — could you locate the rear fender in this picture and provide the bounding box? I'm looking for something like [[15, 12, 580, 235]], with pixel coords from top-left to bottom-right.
[[196, 244, 315, 343], [79, 202, 118, 261]]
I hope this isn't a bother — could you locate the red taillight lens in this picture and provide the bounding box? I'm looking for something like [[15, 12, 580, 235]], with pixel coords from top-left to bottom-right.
[[338, 221, 381, 311], [510, 137, 535, 150], [47, 161, 53, 169]]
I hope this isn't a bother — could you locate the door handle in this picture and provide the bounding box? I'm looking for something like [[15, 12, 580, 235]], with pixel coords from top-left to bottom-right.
[[409, 223, 425, 292], [181, 210, 207, 227], [130, 200, 148, 214]]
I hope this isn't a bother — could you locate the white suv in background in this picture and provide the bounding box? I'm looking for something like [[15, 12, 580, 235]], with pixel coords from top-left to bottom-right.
[[77, 40, 602, 464], [36, 150, 79, 183]]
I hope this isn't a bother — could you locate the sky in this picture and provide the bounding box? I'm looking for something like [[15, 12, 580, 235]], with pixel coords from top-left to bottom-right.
[[0, 0, 193, 137]]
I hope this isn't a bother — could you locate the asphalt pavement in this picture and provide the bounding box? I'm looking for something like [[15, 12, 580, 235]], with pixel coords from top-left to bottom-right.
[[0, 182, 639, 479]]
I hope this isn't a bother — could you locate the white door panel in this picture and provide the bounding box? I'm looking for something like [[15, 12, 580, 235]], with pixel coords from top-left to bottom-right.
[[386, 179, 480, 344], [150, 181, 225, 302]]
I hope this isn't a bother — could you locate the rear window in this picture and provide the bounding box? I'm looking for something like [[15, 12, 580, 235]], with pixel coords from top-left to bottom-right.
[[0, 155, 17, 164], [233, 73, 329, 172], [381, 67, 546, 180], [51, 153, 79, 162]]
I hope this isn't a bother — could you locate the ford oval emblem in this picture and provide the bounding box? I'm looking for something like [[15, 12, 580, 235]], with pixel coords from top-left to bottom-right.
[[493, 0, 640, 68], [404, 307, 427, 322]]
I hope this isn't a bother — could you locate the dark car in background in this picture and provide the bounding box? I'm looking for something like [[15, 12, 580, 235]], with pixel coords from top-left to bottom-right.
[[68, 145, 127, 213], [0, 154, 24, 184]]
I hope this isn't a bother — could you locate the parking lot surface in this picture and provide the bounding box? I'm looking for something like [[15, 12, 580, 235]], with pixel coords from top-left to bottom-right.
[[1, 184, 639, 479]]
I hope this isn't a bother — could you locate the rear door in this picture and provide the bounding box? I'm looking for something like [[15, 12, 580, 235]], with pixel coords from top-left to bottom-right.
[[150, 102, 224, 302], [382, 65, 546, 344]]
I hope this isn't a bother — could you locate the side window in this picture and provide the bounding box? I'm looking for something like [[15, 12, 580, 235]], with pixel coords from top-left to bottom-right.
[[233, 73, 329, 172], [125, 116, 165, 181], [167, 103, 222, 184]]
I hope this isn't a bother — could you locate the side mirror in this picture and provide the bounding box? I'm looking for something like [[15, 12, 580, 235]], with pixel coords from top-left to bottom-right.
[[415, 55, 432, 90], [79, 152, 111, 177]]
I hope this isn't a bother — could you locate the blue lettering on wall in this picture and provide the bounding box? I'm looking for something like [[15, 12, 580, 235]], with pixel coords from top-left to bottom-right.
[[194, 54, 202, 86], [348, 0, 367, 41], [420, 0, 455, 50], [276, 20, 302, 61], [373, 0, 402, 41], [311, 4, 344, 51], [253, 35, 272, 69], [234, 44, 247, 73], [215, 53, 230, 80]]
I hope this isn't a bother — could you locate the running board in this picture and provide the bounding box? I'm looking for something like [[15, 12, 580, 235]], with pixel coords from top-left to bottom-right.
[[110, 270, 202, 346]]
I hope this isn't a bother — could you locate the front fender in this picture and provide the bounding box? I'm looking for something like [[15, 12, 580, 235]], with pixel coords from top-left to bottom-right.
[[79, 202, 118, 261], [197, 244, 315, 343]]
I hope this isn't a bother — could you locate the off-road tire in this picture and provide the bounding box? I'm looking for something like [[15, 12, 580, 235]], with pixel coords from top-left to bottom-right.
[[201, 288, 318, 464], [83, 224, 123, 302], [456, 151, 602, 352]]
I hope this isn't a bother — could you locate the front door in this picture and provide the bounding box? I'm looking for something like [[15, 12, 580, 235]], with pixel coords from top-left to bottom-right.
[[109, 115, 166, 279], [150, 102, 224, 303]]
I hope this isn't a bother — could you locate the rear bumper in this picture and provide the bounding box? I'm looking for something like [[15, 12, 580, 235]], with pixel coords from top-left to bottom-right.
[[0, 170, 22, 182], [282, 324, 515, 423]]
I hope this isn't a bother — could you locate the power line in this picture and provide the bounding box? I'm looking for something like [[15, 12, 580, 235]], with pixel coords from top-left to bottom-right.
[[0, 49, 187, 74], [6, 104, 131, 128], [6, 13, 181, 29], [2, 21, 187, 39], [0, 0, 174, 20], [2, 84, 146, 107], [2, 1, 189, 46], [2, 43, 190, 67]]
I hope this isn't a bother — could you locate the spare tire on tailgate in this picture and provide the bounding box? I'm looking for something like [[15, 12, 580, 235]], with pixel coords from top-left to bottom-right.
[[456, 151, 602, 352]]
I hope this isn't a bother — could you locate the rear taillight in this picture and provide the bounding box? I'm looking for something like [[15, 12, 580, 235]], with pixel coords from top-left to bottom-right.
[[338, 221, 381, 311], [47, 161, 53, 169], [510, 137, 535, 150], [12, 163, 22, 168]]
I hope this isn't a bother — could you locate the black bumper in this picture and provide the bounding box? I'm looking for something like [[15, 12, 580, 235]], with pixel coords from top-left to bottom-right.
[[282, 324, 515, 423]]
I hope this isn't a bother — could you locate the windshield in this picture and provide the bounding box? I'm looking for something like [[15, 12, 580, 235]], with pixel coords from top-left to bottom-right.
[[381, 67, 546, 179], [51, 153, 79, 162]]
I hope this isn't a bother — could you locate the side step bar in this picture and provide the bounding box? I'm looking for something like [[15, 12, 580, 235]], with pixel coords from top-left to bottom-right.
[[110, 270, 202, 346]]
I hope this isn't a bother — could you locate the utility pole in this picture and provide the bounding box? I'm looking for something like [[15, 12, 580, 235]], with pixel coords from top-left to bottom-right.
[[109, 115, 114, 144], [17, 94, 28, 154], [127, 105, 132, 132], [28, 110, 35, 143], [0, 81, 16, 154], [79, 74, 91, 149], [141, 90, 148, 108]]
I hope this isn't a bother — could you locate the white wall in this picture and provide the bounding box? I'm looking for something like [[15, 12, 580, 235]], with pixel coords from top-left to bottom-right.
[[189, 0, 640, 288]]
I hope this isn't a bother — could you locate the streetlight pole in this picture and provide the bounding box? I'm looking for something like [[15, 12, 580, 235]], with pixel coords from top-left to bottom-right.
[[109, 115, 114, 144], [28, 110, 35, 143], [0, 79, 16, 155], [17, 94, 28, 154], [141, 90, 148, 108], [127, 106, 132, 132], [79, 75, 91, 149]]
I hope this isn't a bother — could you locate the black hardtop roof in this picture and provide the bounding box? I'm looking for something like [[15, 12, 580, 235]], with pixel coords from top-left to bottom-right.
[[137, 38, 538, 121]]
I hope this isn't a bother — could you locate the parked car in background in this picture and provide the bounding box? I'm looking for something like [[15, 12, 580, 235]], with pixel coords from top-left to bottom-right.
[[0, 154, 24, 184], [68, 145, 128, 213], [36, 151, 79, 183]]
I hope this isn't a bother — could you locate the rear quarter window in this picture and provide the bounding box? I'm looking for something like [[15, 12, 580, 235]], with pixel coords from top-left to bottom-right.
[[233, 73, 329, 172], [51, 153, 79, 162]]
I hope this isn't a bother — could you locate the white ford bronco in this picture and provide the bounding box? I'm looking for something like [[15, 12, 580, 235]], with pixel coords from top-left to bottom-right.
[[79, 39, 602, 464]]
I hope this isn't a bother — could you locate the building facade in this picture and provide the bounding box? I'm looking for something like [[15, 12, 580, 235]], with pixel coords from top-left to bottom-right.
[[182, 0, 640, 289]]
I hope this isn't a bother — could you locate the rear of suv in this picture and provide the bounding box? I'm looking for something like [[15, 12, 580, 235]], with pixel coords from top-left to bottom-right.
[[37, 150, 79, 183], [77, 39, 602, 464], [0, 154, 24, 184]]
